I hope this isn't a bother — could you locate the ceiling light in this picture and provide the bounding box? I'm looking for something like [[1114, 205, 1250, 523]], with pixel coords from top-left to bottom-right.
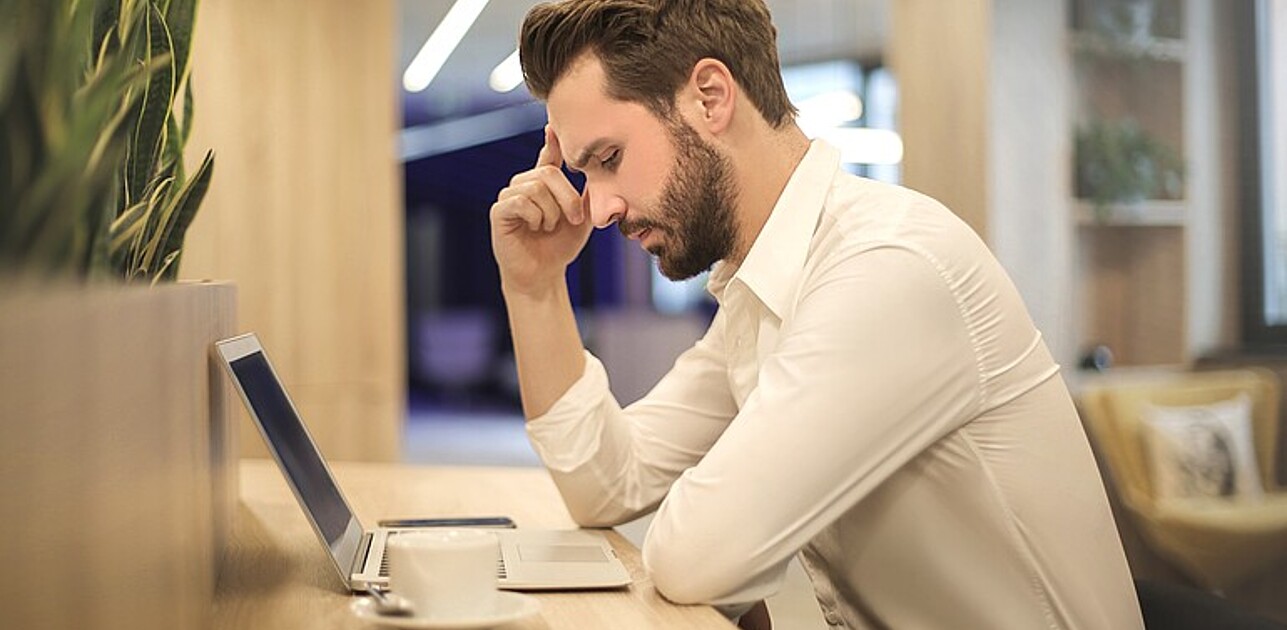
[[488, 48, 523, 93], [403, 0, 491, 93]]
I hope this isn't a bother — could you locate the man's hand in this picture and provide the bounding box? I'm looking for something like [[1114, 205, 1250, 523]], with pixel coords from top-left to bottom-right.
[[489, 126, 593, 297]]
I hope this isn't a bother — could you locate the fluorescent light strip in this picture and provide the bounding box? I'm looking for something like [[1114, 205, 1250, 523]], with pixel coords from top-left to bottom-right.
[[403, 0, 491, 93], [488, 48, 523, 93]]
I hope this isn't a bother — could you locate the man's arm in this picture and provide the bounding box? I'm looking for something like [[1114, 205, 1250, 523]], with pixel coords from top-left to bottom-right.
[[642, 246, 984, 606], [526, 311, 739, 526], [489, 126, 592, 419], [492, 127, 739, 527], [503, 282, 584, 419]]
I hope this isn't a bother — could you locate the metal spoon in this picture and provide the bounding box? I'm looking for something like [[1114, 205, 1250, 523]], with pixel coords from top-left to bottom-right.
[[367, 584, 415, 617]]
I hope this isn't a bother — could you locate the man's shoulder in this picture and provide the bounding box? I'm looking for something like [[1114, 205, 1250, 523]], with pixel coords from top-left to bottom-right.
[[817, 174, 964, 248]]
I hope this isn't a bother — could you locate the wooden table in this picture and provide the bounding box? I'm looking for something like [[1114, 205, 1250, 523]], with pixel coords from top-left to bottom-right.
[[216, 459, 734, 629]]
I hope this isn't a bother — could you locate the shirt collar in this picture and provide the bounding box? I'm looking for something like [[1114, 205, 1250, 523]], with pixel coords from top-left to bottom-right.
[[707, 140, 840, 318]]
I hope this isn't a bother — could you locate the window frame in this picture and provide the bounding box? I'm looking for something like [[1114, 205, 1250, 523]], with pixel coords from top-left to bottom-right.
[[1238, 0, 1287, 346]]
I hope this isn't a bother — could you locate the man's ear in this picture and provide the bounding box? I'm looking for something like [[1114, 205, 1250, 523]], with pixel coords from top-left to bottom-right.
[[688, 58, 736, 135]]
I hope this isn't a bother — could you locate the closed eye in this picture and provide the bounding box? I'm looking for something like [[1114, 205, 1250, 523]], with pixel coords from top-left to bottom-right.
[[601, 150, 621, 171]]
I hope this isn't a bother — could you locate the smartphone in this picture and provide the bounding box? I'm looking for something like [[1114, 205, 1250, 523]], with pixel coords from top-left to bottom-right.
[[377, 516, 517, 529]]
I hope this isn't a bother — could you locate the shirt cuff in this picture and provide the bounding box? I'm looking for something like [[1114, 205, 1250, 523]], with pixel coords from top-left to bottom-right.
[[525, 351, 610, 472]]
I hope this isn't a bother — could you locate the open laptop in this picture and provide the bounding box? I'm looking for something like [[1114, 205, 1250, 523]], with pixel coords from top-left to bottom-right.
[[214, 332, 632, 592]]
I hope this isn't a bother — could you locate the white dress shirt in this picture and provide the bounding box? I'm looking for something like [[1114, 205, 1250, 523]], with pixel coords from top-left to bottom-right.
[[526, 141, 1144, 629]]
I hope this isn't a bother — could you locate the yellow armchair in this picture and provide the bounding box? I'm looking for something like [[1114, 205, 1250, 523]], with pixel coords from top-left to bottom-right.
[[1080, 369, 1287, 591]]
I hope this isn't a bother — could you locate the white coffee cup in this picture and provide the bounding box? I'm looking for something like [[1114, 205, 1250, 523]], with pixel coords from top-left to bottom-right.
[[386, 529, 499, 619]]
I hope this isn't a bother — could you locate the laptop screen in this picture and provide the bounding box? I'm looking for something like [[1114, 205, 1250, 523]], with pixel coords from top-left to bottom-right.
[[229, 350, 356, 550]]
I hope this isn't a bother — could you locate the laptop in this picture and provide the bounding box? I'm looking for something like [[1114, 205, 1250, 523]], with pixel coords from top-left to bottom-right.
[[214, 332, 632, 592]]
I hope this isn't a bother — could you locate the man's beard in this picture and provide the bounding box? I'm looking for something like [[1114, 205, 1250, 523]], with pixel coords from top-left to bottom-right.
[[618, 120, 739, 281]]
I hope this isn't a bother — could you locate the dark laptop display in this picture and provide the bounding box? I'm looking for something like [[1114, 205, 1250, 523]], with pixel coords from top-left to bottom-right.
[[229, 351, 354, 547]]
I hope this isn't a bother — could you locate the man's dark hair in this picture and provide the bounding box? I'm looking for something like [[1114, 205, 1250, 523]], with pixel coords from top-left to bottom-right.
[[519, 0, 797, 128]]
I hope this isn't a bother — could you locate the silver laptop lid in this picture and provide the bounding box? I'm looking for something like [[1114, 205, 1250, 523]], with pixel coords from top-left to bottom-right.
[[215, 333, 366, 584]]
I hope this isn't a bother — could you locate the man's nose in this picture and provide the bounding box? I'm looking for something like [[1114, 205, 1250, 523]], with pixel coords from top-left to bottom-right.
[[585, 185, 626, 229]]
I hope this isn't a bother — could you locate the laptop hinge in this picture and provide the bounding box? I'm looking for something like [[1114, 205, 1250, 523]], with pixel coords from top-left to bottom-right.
[[351, 532, 373, 576]]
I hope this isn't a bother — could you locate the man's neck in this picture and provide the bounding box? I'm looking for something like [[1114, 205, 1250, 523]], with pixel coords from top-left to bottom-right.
[[726, 123, 811, 265]]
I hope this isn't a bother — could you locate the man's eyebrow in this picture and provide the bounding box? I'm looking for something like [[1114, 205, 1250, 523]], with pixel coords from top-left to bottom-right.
[[568, 138, 612, 171]]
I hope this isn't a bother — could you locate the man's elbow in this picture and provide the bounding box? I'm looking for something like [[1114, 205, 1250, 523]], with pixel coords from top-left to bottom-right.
[[561, 495, 647, 529], [566, 498, 615, 529], [643, 538, 743, 605]]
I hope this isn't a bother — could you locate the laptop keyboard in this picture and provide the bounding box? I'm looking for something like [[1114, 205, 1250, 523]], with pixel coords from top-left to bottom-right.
[[378, 552, 507, 580]]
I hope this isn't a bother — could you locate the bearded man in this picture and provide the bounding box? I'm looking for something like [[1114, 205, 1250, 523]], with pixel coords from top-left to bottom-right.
[[488, 1, 1144, 628]]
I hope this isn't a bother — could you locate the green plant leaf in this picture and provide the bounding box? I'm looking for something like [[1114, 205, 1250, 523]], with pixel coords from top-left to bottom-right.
[[163, 114, 186, 186], [164, 0, 196, 85], [125, 1, 175, 207], [132, 171, 175, 276], [180, 73, 193, 145], [0, 1, 20, 109], [91, 0, 120, 68], [108, 198, 148, 252], [154, 248, 181, 284], [152, 148, 212, 280]]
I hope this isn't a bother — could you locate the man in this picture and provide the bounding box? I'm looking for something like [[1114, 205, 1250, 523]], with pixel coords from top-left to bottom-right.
[[489, 1, 1144, 628]]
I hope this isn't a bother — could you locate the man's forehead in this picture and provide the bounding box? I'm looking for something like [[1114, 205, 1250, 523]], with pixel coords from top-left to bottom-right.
[[545, 55, 612, 145], [547, 62, 662, 163]]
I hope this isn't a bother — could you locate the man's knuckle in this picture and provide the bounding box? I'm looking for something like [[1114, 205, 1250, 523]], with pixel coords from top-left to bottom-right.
[[510, 170, 534, 187]]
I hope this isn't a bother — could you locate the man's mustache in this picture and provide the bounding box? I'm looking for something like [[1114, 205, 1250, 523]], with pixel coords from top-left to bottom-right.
[[618, 218, 664, 238]]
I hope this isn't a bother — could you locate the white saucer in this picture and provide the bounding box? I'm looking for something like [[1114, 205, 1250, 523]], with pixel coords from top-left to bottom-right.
[[351, 591, 541, 629]]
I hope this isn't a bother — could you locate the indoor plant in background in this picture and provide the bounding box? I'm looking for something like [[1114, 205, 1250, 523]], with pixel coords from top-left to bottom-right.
[[0, 0, 214, 283], [1075, 116, 1184, 221], [0, 2, 235, 628]]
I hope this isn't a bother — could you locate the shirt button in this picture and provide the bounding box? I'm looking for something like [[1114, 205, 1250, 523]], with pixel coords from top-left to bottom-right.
[[824, 611, 842, 625]]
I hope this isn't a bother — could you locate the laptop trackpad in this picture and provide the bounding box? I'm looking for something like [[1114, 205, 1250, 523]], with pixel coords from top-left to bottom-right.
[[518, 544, 609, 563]]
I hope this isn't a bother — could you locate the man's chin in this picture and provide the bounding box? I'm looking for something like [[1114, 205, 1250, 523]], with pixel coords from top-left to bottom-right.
[[656, 254, 713, 282]]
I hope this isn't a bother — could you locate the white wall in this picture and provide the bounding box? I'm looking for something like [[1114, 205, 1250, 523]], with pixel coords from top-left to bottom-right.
[[987, 0, 1077, 368]]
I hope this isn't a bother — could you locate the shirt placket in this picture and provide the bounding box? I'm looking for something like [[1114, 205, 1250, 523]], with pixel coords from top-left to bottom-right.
[[725, 287, 761, 408]]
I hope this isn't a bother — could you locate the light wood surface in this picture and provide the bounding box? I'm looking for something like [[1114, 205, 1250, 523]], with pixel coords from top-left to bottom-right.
[[180, 0, 404, 462], [890, 0, 990, 238], [1077, 226, 1187, 366], [221, 459, 734, 629], [0, 284, 238, 630]]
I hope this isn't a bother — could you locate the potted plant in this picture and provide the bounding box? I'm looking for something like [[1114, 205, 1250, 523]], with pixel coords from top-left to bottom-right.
[[0, 2, 234, 628], [0, 0, 214, 283], [1075, 117, 1184, 220], [1092, 0, 1157, 44]]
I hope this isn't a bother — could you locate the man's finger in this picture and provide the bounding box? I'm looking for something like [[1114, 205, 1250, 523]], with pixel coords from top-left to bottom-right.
[[496, 196, 545, 233], [535, 125, 564, 169], [515, 180, 564, 232], [533, 166, 585, 225]]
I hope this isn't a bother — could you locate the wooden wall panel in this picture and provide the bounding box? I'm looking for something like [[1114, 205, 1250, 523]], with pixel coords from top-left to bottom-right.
[[1079, 227, 1187, 366], [180, 0, 404, 462], [0, 284, 237, 630], [890, 0, 991, 238]]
